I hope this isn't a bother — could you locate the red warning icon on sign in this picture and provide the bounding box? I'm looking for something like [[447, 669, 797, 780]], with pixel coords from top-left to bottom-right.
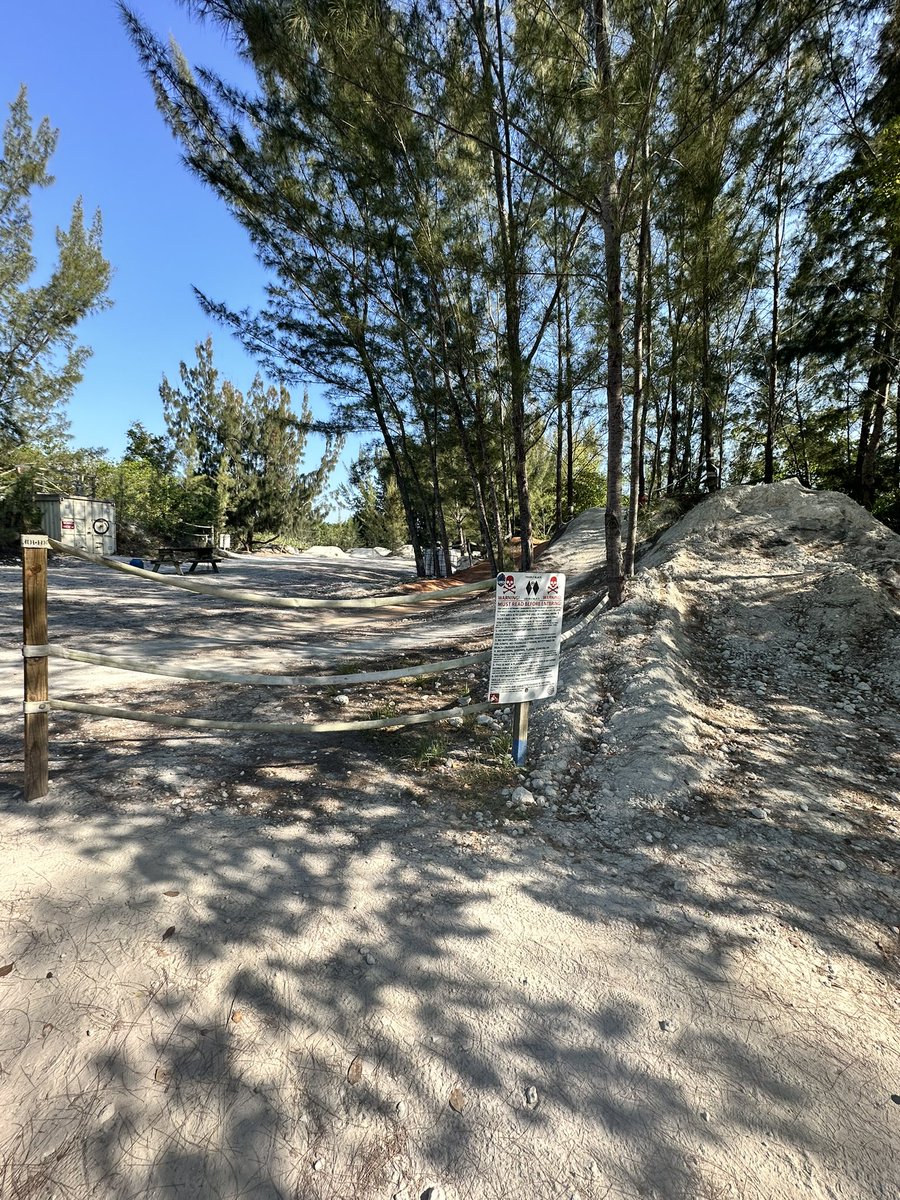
[[547, 575, 559, 596]]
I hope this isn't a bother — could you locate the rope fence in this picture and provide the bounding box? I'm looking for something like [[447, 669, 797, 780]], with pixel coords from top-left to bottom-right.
[[21, 536, 608, 799], [24, 698, 497, 735], [22, 643, 492, 687]]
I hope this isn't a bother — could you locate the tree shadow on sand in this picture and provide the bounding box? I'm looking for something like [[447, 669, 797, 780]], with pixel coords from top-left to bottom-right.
[[0, 529, 897, 1199]]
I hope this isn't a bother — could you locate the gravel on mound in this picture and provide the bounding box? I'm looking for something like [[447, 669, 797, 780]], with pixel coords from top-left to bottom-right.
[[536, 506, 607, 578], [529, 481, 900, 927], [535, 479, 900, 770], [298, 545, 347, 558]]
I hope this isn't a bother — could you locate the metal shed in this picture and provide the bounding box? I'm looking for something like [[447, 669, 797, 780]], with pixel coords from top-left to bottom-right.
[[35, 493, 117, 556]]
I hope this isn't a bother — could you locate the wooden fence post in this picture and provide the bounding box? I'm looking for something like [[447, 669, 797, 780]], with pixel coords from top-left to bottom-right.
[[22, 534, 50, 800]]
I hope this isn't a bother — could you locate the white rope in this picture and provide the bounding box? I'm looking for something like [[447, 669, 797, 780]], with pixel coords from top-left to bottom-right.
[[560, 596, 607, 643], [44, 697, 498, 734], [28, 643, 491, 685], [47, 539, 494, 608], [22, 592, 602, 688]]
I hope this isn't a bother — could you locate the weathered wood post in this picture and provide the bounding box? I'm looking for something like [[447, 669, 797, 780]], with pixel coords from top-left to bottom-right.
[[22, 533, 50, 800]]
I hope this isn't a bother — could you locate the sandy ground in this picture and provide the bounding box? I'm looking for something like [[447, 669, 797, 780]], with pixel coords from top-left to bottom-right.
[[0, 481, 898, 1200]]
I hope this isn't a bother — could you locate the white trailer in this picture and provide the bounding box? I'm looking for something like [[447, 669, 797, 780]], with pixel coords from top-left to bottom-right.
[[35, 493, 117, 556]]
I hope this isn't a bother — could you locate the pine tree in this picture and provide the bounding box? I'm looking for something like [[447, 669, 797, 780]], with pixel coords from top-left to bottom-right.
[[0, 87, 111, 452], [160, 339, 339, 549], [784, 3, 900, 510]]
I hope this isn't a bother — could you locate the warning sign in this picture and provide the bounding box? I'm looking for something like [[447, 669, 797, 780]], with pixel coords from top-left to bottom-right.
[[488, 572, 566, 704]]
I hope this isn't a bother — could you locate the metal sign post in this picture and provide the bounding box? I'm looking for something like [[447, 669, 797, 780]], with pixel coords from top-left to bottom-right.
[[511, 700, 530, 767], [22, 534, 50, 800], [488, 571, 566, 770]]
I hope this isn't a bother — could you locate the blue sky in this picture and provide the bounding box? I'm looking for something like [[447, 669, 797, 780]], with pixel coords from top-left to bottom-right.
[[1, 0, 353, 494]]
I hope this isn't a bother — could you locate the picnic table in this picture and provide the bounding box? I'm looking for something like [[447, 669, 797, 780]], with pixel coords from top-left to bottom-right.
[[150, 545, 223, 574]]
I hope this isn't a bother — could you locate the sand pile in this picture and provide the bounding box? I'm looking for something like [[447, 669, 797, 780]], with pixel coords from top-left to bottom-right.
[[536, 480, 900, 793]]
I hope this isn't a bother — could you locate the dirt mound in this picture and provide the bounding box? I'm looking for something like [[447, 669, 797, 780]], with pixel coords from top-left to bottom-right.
[[645, 476, 898, 567], [536, 478, 900, 788], [299, 544, 348, 557]]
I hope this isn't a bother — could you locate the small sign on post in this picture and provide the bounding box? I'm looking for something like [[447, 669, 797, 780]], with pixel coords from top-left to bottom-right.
[[488, 572, 566, 767]]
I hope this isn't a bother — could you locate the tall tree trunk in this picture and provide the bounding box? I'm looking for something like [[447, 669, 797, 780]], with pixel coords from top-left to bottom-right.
[[487, 471, 506, 572], [680, 381, 695, 488], [499, 397, 512, 538], [468, 344, 504, 571], [425, 413, 451, 577], [359, 353, 425, 575], [555, 291, 564, 530], [666, 371, 680, 493], [444, 364, 501, 574], [641, 256, 653, 503], [765, 50, 791, 485], [426, 275, 499, 571], [370, 402, 424, 574], [856, 244, 900, 506], [564, 290, 575, 521], [699, 272, 718, 492], [764, 239, 782, 485], [624, 158, 650, 577], [647, 396, 666, 501], [474, 0, 534, 568], [592, 0, 625, 605], [454, 390, 499, 574], [665, 289, 684, 494]]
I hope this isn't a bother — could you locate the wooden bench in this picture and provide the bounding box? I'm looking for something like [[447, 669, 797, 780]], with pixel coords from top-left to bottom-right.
[[150, 545, 222, 574]]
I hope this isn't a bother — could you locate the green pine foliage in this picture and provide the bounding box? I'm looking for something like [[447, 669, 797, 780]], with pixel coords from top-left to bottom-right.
[[159, 338, 341, 550], [0, 88, 112, 546], [0, 87, 111, 454]]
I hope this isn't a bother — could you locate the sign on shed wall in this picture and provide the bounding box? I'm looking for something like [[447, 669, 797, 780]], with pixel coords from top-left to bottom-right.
[[34, 494, 117, 555]]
